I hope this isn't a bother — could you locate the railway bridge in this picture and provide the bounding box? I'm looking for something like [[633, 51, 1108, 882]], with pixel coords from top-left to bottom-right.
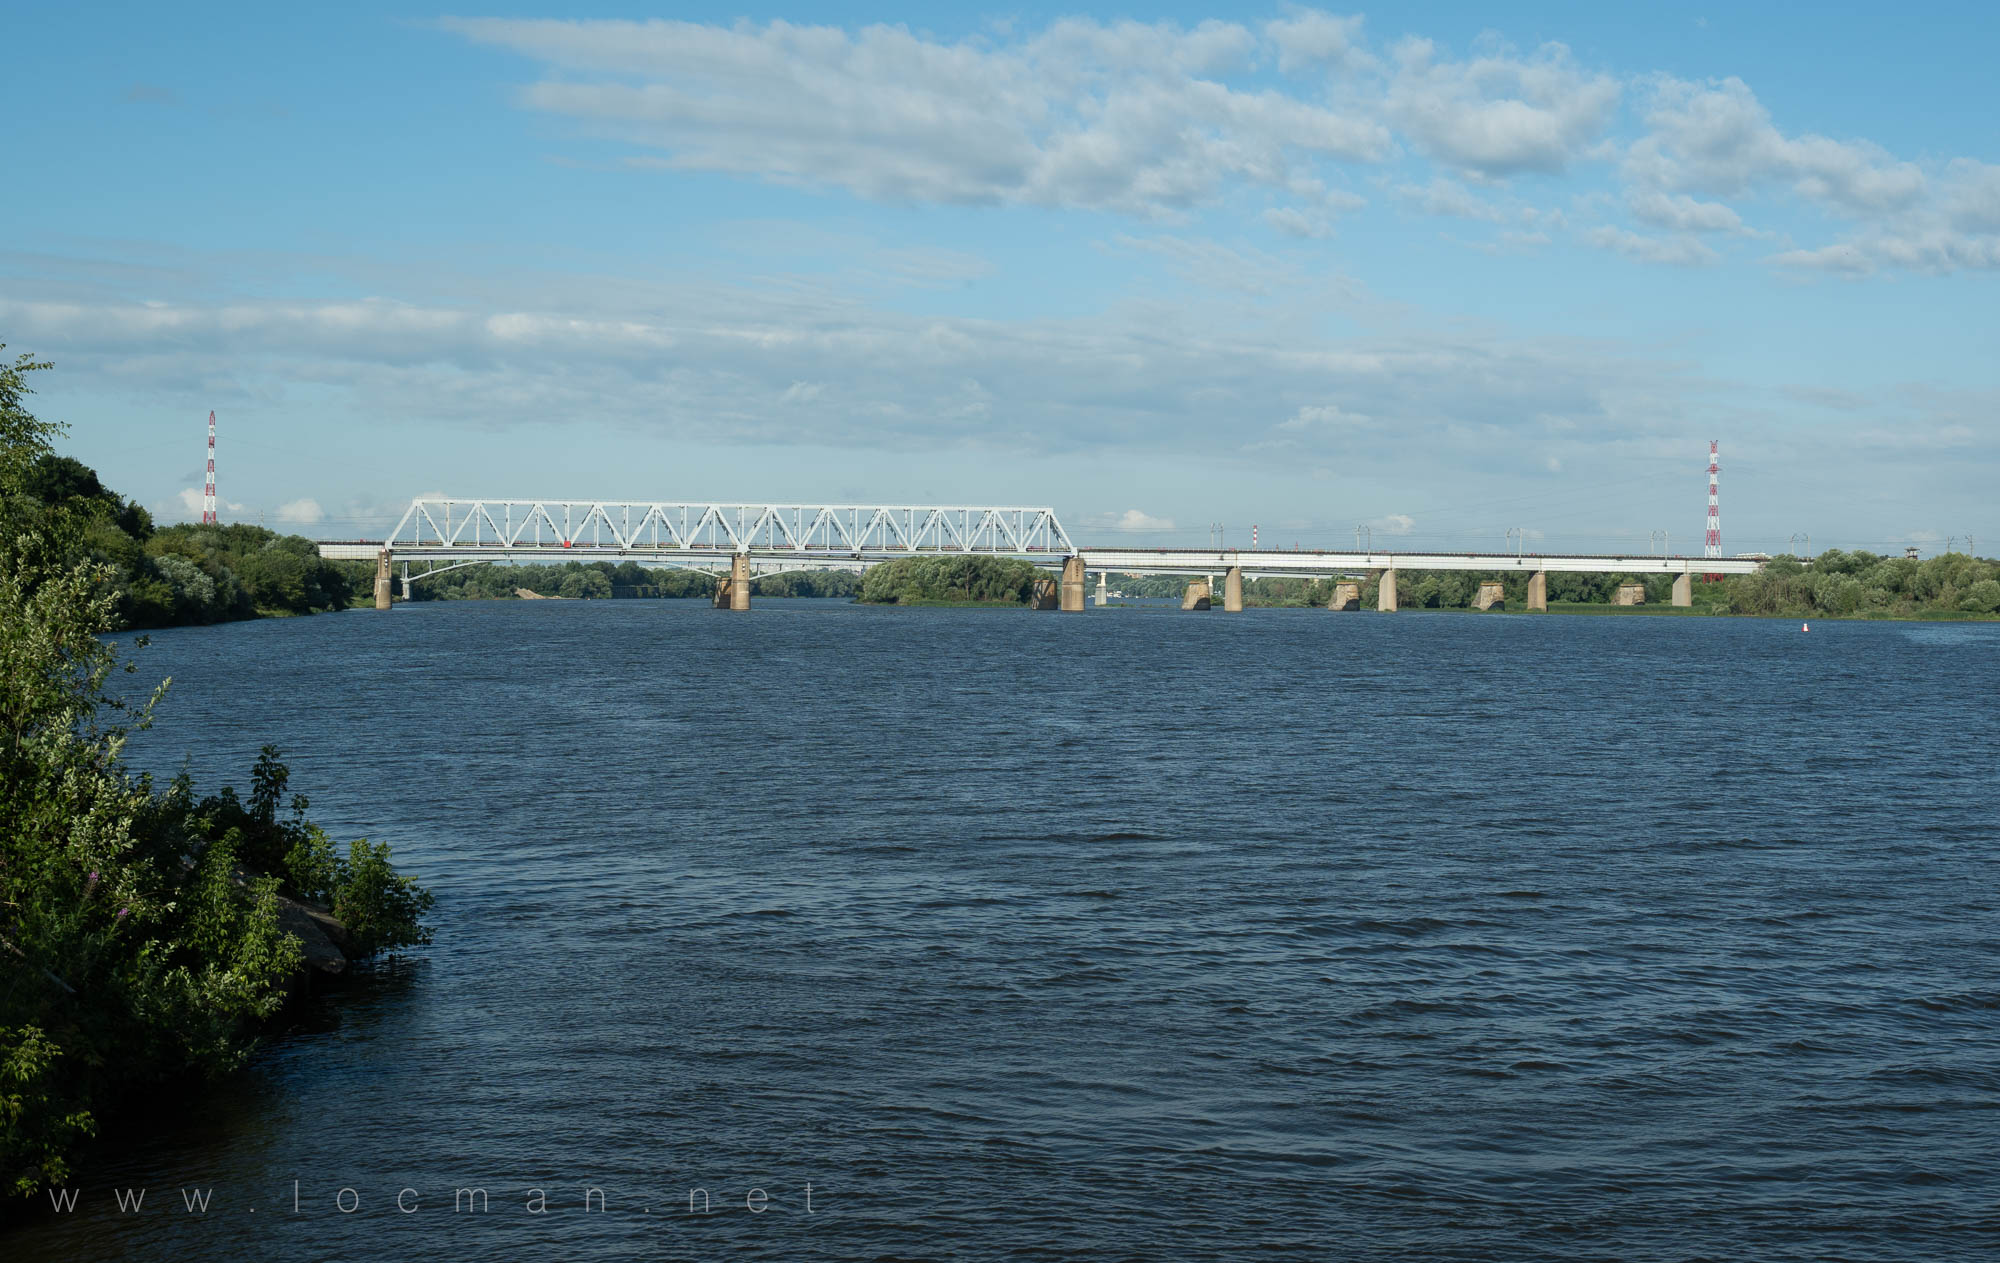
[[317, 498, 1765, 613]]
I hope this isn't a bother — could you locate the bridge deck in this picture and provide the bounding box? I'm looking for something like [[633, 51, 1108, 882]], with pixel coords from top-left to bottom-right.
[[318, 539, 1763, 577]]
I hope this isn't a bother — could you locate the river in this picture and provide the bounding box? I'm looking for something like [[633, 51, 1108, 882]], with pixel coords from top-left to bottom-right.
[[12, 600, 2000, 1260]]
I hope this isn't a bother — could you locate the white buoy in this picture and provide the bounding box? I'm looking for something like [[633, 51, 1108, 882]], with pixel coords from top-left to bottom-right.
[[1802, 622, 1810, 633]]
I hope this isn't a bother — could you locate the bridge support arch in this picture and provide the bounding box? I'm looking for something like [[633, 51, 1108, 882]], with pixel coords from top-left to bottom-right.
[[1182, 579, 1211, 610]]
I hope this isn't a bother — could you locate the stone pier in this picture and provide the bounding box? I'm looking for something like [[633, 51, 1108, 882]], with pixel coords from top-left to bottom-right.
[[1032, 578, 1060, 610], [1182, 580, 1211, 610], [1672, 572, 1693, 607], [1060, 556, 1087, 612], [374, 550, 393, 610], [1377, 566, 1398, 612], [716, 555, 752, 609], [1223, 566, 1244, 612], [1327, 581, 1360, 611], [1475, 581, 1506, 611], [1614, 582, 1646, 606], [1527, 570, 1547, 612]]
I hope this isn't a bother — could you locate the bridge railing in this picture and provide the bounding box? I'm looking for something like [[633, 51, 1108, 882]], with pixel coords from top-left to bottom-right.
[[381, 500, 1075, 557]]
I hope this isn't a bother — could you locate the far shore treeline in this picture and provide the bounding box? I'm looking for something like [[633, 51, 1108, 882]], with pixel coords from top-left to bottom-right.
[[2, 349, 433, 1200], [5, 364, 1994, 627]]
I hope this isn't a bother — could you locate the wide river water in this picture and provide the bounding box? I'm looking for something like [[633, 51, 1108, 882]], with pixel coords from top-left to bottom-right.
[[12, 600, 2000, 1260]]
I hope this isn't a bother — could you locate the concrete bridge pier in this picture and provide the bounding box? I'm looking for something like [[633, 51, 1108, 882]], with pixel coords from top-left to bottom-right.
[[731, 553, 752, 610], [1327, 582, 1360, 611], [1182, 579, 1211, 610], [1223, 566, 1244, 612], [1060, 556, 1087, 612], [1095, 570, 1109, 607], [1527, 570, 1548, 612], [1673, 573, 1693, 607], [374, 550, 393, 610], [1032, 578, 1060, 610], [1475, 581, 1505, 611], [1377, 566, 1398, 612]]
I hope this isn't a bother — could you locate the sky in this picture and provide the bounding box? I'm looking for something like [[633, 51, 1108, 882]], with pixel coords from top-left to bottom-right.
[[3, 2, 1997, 555]]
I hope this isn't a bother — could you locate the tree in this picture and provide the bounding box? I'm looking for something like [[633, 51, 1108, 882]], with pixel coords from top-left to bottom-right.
[[558, 569, 612, 599]]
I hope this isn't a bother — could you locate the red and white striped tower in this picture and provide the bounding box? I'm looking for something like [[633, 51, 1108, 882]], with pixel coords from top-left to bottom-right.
[[1703, 439, 1720, 578], [202, 413, 218, 523]]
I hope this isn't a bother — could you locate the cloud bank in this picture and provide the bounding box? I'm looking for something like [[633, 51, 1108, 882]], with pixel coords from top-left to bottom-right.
[[441, 10, 2000, 273]]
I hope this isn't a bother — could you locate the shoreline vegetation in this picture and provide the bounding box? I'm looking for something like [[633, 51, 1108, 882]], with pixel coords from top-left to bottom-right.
[[2, 349, 434, 1201], [403, 555, 2000, 621], [3, 349, 1993, 629]]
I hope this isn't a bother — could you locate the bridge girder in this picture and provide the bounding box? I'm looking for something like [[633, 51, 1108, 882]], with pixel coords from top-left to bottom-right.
[[365, 499, 1074, 559]]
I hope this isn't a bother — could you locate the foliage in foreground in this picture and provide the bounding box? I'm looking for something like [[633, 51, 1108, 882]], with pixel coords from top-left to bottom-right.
[[0, 348, 432, 1197]]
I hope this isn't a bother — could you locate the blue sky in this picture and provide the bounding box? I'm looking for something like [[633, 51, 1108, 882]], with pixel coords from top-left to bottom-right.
[[4, 3, 1997, 554]]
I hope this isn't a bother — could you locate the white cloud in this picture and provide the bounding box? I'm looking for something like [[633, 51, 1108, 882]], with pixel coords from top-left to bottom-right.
[[1626, 189, 1744, 234], [443, 15, 1388, 216], [1265, 11, 1370, 75], [277, 497, 324, 524], [1262, 206, 1331, 238], [1586, 226, 1718, 267], [1277, 403, 1368, 431], [1395, 177, 1509, 222], [1628, 77, 1924, 214], [1368, 512, 1416, 535], [1116, 509, 1176, 531], [1385, 37, 1619, 176], [431, 12, 2000, 273], [1614, 81, 2000, 273], [172, 487, 246, 521], [0, 276, 1682, 474]]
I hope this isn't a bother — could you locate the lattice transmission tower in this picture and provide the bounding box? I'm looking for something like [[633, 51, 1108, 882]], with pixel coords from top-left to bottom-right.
[[202, 411, 218, 524], [1704, 439, 1720, 580]]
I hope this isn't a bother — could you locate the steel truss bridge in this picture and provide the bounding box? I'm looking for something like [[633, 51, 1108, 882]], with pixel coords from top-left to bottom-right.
[[318, 498, 1766, 579]]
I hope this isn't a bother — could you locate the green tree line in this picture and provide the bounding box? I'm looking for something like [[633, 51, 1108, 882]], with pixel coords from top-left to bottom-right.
[[2, 349, 433, 1197], [1109, 561, 1998, 618], [13, 453, 362, 628], [856, 555, 1045, 604], [401, 559, 861, 601]]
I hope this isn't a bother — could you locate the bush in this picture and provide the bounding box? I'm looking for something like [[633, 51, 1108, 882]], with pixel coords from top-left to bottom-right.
[[332, 840, 437, 956], [1958, 579, 2000, 614], [0, 352, 430, 1195]]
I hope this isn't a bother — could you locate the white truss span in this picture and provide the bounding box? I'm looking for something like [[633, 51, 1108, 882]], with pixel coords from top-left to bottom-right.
[[331, 499, 1075, 560], [317, 500, 1767, 578]]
